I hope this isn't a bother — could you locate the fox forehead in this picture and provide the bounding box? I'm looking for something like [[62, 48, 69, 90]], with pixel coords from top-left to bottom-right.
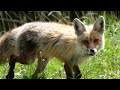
[[79, 25, 102, 40]]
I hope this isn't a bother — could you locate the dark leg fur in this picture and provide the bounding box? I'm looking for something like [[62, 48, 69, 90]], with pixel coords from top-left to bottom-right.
[[73, 65, 82, 79], [64, 63, 73, 79], [6, 55, 16, 79], [6, 52, 34, 79]]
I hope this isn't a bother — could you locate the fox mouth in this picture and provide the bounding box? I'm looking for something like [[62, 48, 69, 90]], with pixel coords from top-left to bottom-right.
[[89, 53, 95, 56]]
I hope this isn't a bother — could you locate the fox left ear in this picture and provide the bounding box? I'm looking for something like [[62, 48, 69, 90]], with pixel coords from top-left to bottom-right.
[[93, 16, 105, 33], [73, 18, 86, 36]]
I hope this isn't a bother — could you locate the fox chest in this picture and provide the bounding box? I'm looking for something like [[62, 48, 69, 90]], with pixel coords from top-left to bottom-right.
[[71, 45, 91, 65], [71, 54, 90, 65]]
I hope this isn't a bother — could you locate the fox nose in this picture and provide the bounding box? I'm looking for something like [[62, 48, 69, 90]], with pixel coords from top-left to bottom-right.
[[89, 48, 97, 56], [90, 49, 95, 53]]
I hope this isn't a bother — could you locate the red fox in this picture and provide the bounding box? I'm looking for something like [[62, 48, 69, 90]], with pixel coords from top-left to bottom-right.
[[0, 16, 105, 79]]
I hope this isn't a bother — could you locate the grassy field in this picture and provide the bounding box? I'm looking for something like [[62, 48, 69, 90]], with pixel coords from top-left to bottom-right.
[[0, 11, 120, 79]]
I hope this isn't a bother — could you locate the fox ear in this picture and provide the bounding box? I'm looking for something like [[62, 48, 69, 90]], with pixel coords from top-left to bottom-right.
[[93, 16, 105, 33], [73, 18, 86, 36]]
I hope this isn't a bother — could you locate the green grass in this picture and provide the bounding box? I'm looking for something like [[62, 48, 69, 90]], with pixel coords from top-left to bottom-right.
[[0, 11, 120, 79]]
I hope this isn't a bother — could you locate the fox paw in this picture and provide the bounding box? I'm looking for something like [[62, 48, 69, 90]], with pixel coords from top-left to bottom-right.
[[75, 74, 82, 79]]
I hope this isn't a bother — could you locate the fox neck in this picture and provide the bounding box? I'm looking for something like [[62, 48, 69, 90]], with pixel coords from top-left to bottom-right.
[[70, 41, 91, 65]]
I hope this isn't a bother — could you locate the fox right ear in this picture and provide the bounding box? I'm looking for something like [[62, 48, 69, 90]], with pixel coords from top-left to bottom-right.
[[73, 18, 86, 36], [93, 16, 105, 33]]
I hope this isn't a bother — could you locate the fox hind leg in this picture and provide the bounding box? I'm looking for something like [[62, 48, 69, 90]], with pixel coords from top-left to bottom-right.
[[6, 55, 16, 79], [32, 52, 49, 79]]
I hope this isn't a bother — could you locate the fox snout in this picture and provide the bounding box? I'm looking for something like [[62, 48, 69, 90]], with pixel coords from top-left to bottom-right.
[[88, 48, 97, 56]]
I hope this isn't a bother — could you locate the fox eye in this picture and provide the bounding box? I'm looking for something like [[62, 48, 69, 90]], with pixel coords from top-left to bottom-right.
[[82, 40, 89, 45], [94, 39, 99, 43]]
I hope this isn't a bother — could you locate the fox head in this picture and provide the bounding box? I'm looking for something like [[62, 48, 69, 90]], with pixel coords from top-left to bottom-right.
[[73, 16, 105, 56]]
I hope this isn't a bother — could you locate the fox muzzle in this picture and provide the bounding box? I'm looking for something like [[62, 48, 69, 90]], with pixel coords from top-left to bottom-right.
[[87, 48, 97, 56]]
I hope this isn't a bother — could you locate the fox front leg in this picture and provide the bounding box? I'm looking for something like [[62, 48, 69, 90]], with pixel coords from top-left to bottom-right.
[[64, 62, 74, 79], [73, 65, 82, 79]]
